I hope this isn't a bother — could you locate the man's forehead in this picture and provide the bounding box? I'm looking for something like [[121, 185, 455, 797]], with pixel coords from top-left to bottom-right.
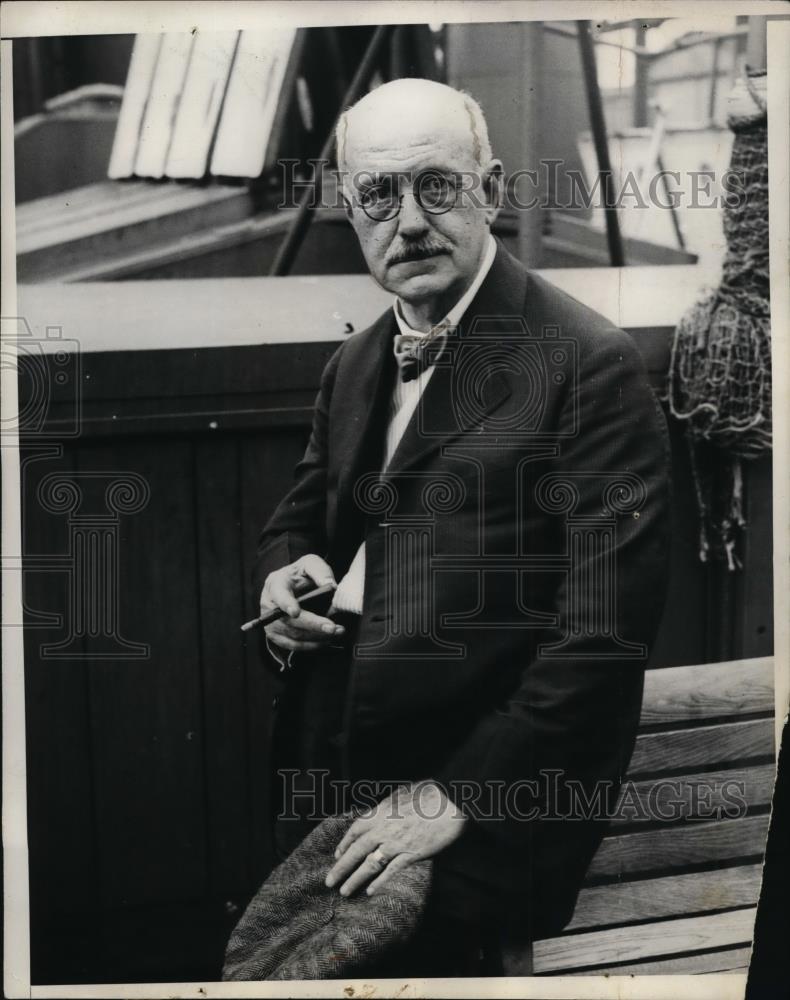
[[343, 95, 479, 171]]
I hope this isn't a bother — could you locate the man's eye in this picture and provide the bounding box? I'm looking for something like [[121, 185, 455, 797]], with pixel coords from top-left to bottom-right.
[[362, 181, 395, 203], [417, 173, 456, 210]]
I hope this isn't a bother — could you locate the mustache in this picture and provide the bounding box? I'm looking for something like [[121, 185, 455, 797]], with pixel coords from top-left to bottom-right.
[[386, 239, 453, 266]]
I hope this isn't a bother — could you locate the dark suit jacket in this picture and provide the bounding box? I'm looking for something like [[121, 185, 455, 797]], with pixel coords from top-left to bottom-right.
[[254, 241, 671, 938]]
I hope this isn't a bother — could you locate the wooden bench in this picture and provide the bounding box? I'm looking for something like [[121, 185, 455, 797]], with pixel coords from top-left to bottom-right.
[[503, 656, 776, 975]]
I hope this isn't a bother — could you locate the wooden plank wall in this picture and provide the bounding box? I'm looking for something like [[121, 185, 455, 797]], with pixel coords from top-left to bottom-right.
[[21, 340, 334, 984], [16, 284, 774, 983]]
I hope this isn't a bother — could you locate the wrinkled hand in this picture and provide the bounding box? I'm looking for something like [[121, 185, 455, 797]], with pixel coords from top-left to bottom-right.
[[261, 554, 344, 652], [325, 781, 467, 897]]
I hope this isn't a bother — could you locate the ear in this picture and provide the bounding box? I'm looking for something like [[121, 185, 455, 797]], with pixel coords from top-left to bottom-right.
[[482, 159, 504, 226]]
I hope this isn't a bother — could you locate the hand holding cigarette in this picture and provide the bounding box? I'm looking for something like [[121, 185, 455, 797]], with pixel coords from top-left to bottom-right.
[[240, 582, 336, 632], [242, 555, 344, 651]]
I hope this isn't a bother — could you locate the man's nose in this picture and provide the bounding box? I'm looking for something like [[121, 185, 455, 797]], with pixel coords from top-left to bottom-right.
[[396, 187, 429, 237]]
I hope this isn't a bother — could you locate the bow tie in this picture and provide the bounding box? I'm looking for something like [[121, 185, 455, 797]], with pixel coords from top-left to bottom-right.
[[393, 321, 450, 383]]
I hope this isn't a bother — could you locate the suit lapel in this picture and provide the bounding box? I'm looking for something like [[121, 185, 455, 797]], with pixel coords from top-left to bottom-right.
[[334, 311, 398, 518], [385, 240, 528, 477]]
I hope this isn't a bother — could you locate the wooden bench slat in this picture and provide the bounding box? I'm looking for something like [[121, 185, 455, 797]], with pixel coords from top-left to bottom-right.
[[567, 946, 752, 976], [510, 658, 775, 973], [588, 814, 769, 879], [532, 907, 756, 973], [567, 864, 763, 931], [640, 658, 774, 725], [629, 719, 774, 776], [609, 764, 775, 827]]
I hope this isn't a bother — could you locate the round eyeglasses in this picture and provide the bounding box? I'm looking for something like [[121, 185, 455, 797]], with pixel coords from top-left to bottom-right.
[[357, 170, 460, 222]]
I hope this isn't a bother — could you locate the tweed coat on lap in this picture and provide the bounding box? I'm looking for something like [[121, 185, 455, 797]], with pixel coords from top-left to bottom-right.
[[223, 814, 432, 980]]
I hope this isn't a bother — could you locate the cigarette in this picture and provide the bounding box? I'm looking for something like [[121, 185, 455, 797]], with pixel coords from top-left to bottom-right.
[[240, 582, 336, 632], [240, 606, 287, 632]]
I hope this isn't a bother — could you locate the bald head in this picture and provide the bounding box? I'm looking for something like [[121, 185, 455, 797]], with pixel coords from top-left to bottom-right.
[[336, 78, 493, 175]]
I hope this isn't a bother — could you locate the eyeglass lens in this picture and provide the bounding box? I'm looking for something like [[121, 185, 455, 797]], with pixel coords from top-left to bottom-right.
[[358, 171, 458, 221]]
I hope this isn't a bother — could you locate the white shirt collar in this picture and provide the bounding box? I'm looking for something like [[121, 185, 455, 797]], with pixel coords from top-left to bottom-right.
[[393, 234, 498, 338]]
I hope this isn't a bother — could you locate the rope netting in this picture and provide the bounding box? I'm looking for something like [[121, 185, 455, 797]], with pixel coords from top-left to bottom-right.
[[666, 70, 771, 570]]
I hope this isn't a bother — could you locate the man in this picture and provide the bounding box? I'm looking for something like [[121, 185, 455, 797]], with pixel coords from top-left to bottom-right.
[[253, 78, 671, 975]]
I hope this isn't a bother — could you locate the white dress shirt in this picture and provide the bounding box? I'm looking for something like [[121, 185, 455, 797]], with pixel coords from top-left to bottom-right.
[[331, 234, 497, 615]]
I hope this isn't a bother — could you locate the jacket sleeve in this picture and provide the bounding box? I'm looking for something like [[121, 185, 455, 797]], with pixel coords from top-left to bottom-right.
[[251, 344, 344, 608], [432, 327, 672, 915]]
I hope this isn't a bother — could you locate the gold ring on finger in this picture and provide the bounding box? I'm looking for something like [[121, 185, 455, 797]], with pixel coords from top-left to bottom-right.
[[368, 847, 387, 871]]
